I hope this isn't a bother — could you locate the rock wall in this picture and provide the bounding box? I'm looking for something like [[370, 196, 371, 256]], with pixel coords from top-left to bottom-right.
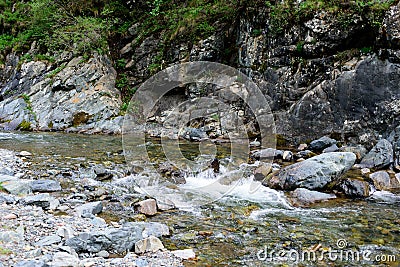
[[0, 53, 122, 134], [1, 2, 400, 142]]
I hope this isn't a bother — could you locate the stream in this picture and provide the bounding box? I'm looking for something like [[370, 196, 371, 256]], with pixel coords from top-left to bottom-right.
[[0, 131, 399, 266]]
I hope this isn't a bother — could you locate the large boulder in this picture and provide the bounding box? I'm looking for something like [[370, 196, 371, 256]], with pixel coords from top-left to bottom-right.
[[267, 152, 356, 190], [359, 139, 393, 169]]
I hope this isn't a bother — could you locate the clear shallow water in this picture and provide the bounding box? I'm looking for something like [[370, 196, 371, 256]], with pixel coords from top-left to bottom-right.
[[0, 131, 399, 266]]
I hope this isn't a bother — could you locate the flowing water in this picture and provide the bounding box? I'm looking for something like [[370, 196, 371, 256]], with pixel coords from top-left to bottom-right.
[[0, 131, 399, 266]]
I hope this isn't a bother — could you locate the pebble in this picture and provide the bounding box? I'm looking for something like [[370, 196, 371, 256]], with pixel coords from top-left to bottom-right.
[[3, 213, 17, 219]]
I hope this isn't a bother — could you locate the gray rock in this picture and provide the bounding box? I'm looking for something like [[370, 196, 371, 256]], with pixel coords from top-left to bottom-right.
[[252, 148, 283, 160], [369, 171, 398, 191], [309, 136, 337, 151], [339, 145, 368, 161], [35, 234, 62, 246], [134, 199, 157, 216], [0, 193, 16, 204], [295, 150, 315, 159], [23, 193, 59, 210], [96, 250, 110, 258], [0, 175, 32, 195], [288, 188, 336, 207], [338, 178, 370, 198], [76, 201, 103, 217], [267, 152, 356, 190], [57, 226, 75, 239], [360, 139, 394, 169], [31, 179, 61, 192], [14, 261, 48, 267], [369, 191, 400, 204], [51, 252, 80, 267], [179, 127, 208, 141], [134, 236, 164, 254], [171, 249, 196, 260], [323, 144, 339, 153]]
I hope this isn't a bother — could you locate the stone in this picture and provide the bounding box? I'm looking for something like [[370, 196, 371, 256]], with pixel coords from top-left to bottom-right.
[[179, 127, 208, 141], [361, 168, 371, 176], [19, 151, 32, 157], [134, 236, 164, 254], [359, 139, 394, 169], [30, 179, 62, 192], [295, 150, 315, 159], [51, 252, 80, 267], [369, 191, 400, 204], [156, 198, 176, 211], [282, 151, 293, 161], [253, 163, 272, 181], [323, 144, 339, 153], [0, 175, 32, 195], [308, 136, 337, 151], [297, 143, 308, 151], [251, 148, 283, 160], [76, 201, 103, 217], [57, 226, 75, 239], [171, 249, 196, 260], [134, 199, 157, 216], [288, 188, 336, 207], [339, 145, 368, 161], [35, 235, 62, 246], [96, 250, 110, 258], [267, 152, 356, 190], [14, 261, 48, 267], [3, 213, 17, 219], [369, 171, 398, 191], [338, 178, 370, 198], [23, 193, 59, 210]]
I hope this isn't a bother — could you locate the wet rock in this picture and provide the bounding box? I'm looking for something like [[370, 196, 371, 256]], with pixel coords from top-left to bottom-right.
[[251, 148, 283, 160], [369, 191, 400, 204], [35, 234, 62, 246], [31, 179, 61, 192], [308, 136, 337, 152], [369, 171, 398, 191], [288, 188, 336, 207], [51, 252, 80, 267], [156, 198, 176, 211], [23, 193, 59, 210], [171, 249, 196, 260], [65, 221, 168, 254], [267, 152, 356, 190], [253, 163, 272, 181], [135, 236, 164, 254], [338, 178, 370, 198], [76, 201, 103, 217], [359, 139, 393, 169], [93, 165, 113, 181], [179, 127, 208, 141], [134, 199, 157, 216]]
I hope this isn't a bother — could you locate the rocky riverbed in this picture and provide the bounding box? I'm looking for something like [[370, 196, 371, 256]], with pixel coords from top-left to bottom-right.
[[0, 131, 399, 266]]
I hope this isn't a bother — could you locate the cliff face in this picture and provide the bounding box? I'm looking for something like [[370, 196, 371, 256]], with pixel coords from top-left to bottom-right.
[[1, 0, 400, 144]]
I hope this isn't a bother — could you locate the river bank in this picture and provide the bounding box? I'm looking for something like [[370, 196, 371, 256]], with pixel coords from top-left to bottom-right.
[[0, 131, 399, 266]]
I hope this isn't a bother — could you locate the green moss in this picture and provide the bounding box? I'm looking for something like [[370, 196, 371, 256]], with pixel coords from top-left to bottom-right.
[[17, 120, 31, 131], [0, 246, 12, 255]]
